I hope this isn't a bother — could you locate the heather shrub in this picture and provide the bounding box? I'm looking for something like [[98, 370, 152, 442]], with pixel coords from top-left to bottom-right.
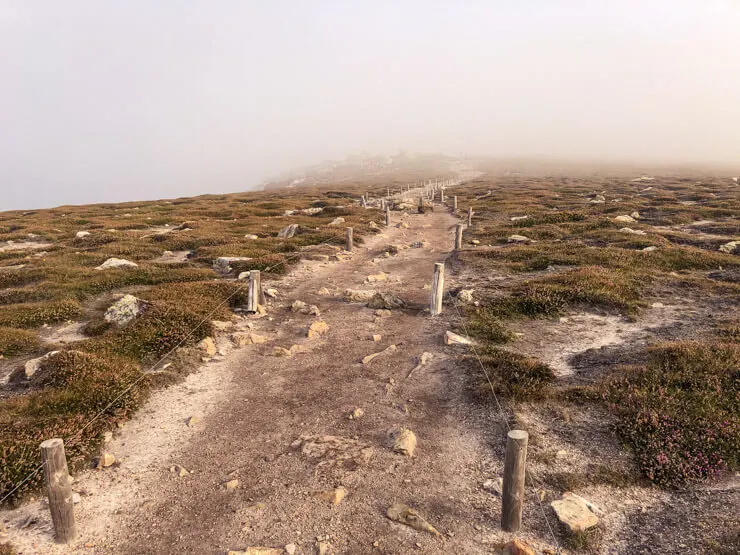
[[0, 299, 82, 328], [0, 327, 40, 357], [605, 341, 739, 486], [475, 347, 554, 400]]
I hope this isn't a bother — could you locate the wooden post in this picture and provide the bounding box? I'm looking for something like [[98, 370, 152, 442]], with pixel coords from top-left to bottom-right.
[[385, 204, 391, 226], [361, 195, 367, 208], [455, 224, 463, 250], [501, 430, 529, 532], [430, 262, 444, 316], [247, 270, 261, 312], [467, 206, 473, 226], [345, 227, 353, 251], [41, 438, 76, 543], [453, 196, 458, 211], [387, 187, 390, 198]]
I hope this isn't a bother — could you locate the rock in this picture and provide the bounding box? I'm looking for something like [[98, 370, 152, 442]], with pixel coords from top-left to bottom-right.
[[238, 271, 251, 280], [24, 351, 59, 379], [307, 321, 329, 339], [197, 337, 217, 358], [302, 207, 323, 215], [362, 344, 397, 364], [169, 464, 189, 477], [631, 211, 641, 219], [366, 272, 389, 283], [75, 231, 90, 238], [244, 234, 259, 240], [614, 215, 637, 223], [642, 246, 658, 252], [293, 434, 373, 468], [551, 492, 601, 533], [317, 287, 331, 295], [186, 416, 200, 428], [458, 289, 474, 303], [231, 332, 267, 346], [470, 239, 480, 245], [214, 257, 252, 273], [372, 334, 382, 342], [396, 222, 409, 229], [507, 235, 531, 243], [291, 300, 320, 315], [223, 479, 239, 491], [651, 302, 665, 308], [719, 241, 739, 254], [100, 453, 116, 467], [265, 288, 278, 298], [272, 346, 294, 357], [72, 493, 81, 504], [510, 215, 529, 221], [211, 320, 234, 332], [592, 194, 606, 202], [228, 548, 283, 555], [278, 224, 299, 239], [95, 258, 138, 270], [317, 486, 347, 505], [104, 294, 144, 326], [284, 545, 297, 555], [317, 540, 331, 555], [390, 428, 417, 457], [374, 309, 391, 318], [619, 227, 646, 235], [502, 539, 536, 555], [482, 477, 503, 495], [349, 408, 365, 420], [385, 503, 441, 537], [369, 221, 379, 229], [343, 289, 376, 302], [328, 217, 345, 226], [410, 241, 426, 248], [366, 292, 406, 310], [444, 331, 475, 345], [306, 254, 330, 262]]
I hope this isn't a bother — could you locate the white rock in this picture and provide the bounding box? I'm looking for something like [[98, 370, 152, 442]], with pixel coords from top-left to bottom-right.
[[631, 211, 641, 219], [278, 224, 299, 238], [328, 217, 345, 226], [551, 493, 602, 533], [642, 246, 658, 252], [510, 215, 529, 221], [265, 288, 278, 298], [95, 258, 138, 271], [24, 351, 59, 379], [507, 234, 531, 243], [244, 234, 259, 240], [444, 331, 475, 345], [719, 241, 739, 254], [214, 257, 252, 273], [619, 227, 646, 235], [614, 215, 636, 223], [104, 294, 144, 326], [75, 231, 90, 238]]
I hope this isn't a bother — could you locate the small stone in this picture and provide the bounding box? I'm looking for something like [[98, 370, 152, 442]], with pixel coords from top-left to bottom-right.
[[391, 428, 417, 457], [72, 493, 81, 504], [24, 351, 59, 379], [362, 344, 396, 364], [502, 539, 536, 555], [186, 416, 200, 428], [551, 492, 601, 533], [317, 540, 331, 555], [631, 211, 641, 219], [614, 215, 636, 223], [482, 477, 503, 495], [273, 347, 294, 357], [197, 337, 217, 358], [470, 239, 480, 245], [510, 215, 529, 221], [349, 408, 365, 420], [244, 234, 259, 240], [265, 288, 279, 298], [374, 309, 392, 318], [444, 331, 475, 345], [278, 224, 299, 239], [343, 289, 376, 302], [223, 479, 239, 491], [317, 287, 331, 295], [507, 235, 531, 243], [719, 240, 739, 254], [100, 453, 116, 467], [642, 246, 658, 252], [458, 289, 474, 303], [95, 257, 138, 271], [372, 334, 382, 342], [317, 486, 347, 505], [231, 332, 267, 346], [385, 503, 441, 537], [228, 549, 283, 555], [169, 464, 189, 477], [284, 545, 297, 555], [75, 231, 90, 238], [307, 321, 329, 339], [211, 320, 234, 332], [328, 217, 345, 226], [367, 292, 406, 310], [213, 256, 252, 273], [366, 272, 389, 283]]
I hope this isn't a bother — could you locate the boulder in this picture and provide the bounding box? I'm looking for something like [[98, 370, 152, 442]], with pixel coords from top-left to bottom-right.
[[214, 257, 252, 273], [343, 289, 376, 302], [277, 224, 299, 239], [104, 294, 144, 326], [390, 428, 417, 457], [719, 241, 739, 254], [24, 351, 59, 379], [366, 292, 406, 310], [551, 492, 601, 533], [614, 215, 636, 223], [507, 235, 531, 243], [95, 258, 138, 271]]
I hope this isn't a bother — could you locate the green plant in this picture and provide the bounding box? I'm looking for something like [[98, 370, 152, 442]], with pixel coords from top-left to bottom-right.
[[0, 327, 40, 357], [475, 347, 554, 400]]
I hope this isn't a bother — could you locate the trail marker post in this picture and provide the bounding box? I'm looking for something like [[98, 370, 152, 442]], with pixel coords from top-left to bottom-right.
[[455, 224, 463, 250], [501, 430, 529, 532], [345, 227, 353, 251], [385, 204, 391, 226], [453, 196, 458, 211], [41, 438, 76, 543], [247, 270, 261, 312], [468, 207, 473, 226], [430, 262, 444, 316]]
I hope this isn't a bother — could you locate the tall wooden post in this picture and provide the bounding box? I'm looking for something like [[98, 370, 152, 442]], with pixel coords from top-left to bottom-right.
[[247, 270, 261, 312], [41, 438, 76, 543], [453, 196, 458, 211], [345, 227, 353, 251], [501, 430, 529, 532], [385, 205, 391, 226], [455, 224, 464, 250], [467, 207, 473, 226], [430, 263, 444, 316]]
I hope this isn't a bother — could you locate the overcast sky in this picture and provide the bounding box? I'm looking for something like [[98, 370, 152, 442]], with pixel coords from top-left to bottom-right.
[[1, 1, 738, 210]]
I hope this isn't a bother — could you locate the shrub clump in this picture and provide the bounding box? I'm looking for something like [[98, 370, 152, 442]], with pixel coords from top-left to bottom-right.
[[0, 299, 83, 328], [605, 341, 739, 487], [476, 347, 555, 400], [0, 327, 40, 357]]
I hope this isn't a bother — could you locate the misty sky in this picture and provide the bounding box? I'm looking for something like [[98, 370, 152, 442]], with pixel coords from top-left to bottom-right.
[[2, 1, 739, 210]]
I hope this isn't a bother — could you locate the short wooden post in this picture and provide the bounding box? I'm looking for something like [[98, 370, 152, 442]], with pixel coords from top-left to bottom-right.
[[453, 196, 458, 211], [385, 205, 391, 226], [455, 224, 463, 250], [345, 227, 353, 251], [501, 430, 529, 532], [361, 195, 367, 208], [430, 262, 444, 316], [41, 438, 76, 543], [467, 206, 473, 226], [419, 194, 424, 209], [247, 270, 261, 312], [387, 187, 390, 198]]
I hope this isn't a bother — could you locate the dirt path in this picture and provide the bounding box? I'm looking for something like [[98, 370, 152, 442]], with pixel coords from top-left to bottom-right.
[[3, 207, 558, 554]]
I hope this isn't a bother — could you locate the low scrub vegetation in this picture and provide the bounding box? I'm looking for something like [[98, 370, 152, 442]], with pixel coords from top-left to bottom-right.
[[474, 347, 554, 400]]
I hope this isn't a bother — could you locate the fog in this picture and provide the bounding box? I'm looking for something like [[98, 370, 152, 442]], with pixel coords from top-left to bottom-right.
[[2, 1, 739, 210]]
